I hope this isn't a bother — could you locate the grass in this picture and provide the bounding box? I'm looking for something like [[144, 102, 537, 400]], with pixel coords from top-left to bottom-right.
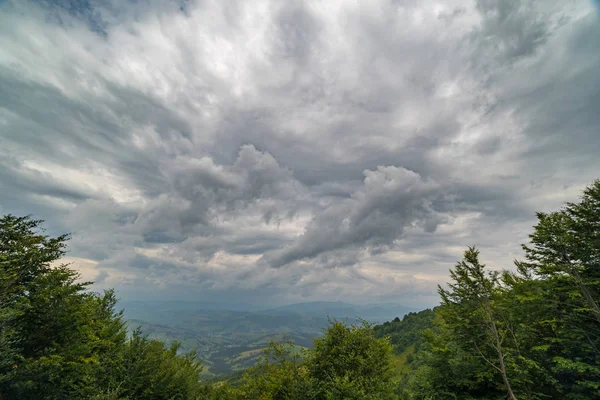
[[392, 344, 415, 376], [233, 348, 265, 362]]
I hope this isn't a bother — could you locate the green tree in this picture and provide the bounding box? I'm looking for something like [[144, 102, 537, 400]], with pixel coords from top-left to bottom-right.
[[0, 215, 70, 389], [235, 321, 396, 400], [519, 180, 600, 324], [513, 180, 600, 398], [118, 328, 205, 400], [0, 215, 127, 399], [374, 309, 436, 356], [237, 341, 311, 400], [308, 320, 396, 400], [438, 247, 518, 400], [0, 215, 206, 399], [402, 180, 600, 399], [401, 319, 501, 400]]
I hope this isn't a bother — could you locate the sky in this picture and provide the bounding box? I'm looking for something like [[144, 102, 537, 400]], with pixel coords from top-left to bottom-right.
[[0, 0, 599, 308]]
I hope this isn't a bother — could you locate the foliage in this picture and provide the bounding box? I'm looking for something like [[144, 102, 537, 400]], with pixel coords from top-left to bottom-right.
[[1, 178, 600, 399], [438, 247, 519, 399], [374, 309, 436, 356], [394, 179, 600, 400], [511, 179, 600, 398], [308, 320, 396, 400], [226, 321, 397, 400], [233, 341, 311, 400], [118, 329, 206, 400], [0, 215, 206, 399]]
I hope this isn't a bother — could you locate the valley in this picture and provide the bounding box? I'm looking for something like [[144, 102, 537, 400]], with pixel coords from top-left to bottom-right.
[[121, 300, 416, 376]]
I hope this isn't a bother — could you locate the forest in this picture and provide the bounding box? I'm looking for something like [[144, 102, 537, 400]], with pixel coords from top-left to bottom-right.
[[1, 179, 599, 400]]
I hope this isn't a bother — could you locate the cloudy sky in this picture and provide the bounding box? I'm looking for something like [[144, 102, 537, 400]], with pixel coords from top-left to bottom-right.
[[1, 0, 599, 307]]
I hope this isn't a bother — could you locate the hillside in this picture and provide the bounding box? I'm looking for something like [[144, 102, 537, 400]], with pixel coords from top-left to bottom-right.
[[121, 301, 413, 376], [126, 317, 315, 376], [373, 309, 438, 377], [266, 301, 417, 322], [374, 309, 437, 354]]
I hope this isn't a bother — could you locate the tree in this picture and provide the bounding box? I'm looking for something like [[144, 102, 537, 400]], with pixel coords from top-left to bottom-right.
[[118, 329, 205, 400], [0, 215, 76, 398], [513, 180, 600, 398], [373, 309, 436, 356], [0, 215, 206, 399], [401, 319, 502, 400], [236, 341, 311, 400], [519, 180, 600, 324], [234, 321, 396, 400], [0, 215, 69, 301], [439, 247, 518, 400], [308, 320, 396, 400], [0, 215, 70, 386]]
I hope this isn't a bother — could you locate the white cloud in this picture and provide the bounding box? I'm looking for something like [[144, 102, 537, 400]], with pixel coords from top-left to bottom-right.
[[0, 0, 598, 307]]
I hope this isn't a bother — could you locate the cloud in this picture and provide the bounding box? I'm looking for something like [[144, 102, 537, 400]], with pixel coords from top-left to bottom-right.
[[0, 0, 599, 307], [263, 167, 446, 268]]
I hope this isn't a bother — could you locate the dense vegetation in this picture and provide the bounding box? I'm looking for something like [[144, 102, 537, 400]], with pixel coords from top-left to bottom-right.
[[0, 215, 208, 399], [119, 300, 409, 377], [374, 310, 436, 356], [376, 180, 600, 399], [1, 179, 599, 399]]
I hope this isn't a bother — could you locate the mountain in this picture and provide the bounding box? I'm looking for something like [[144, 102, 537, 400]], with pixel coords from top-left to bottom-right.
[[119, 300, 415, 376], [120, 304, 333, 376], [266, 301, 417, 322], [373, 308, 438, 376]]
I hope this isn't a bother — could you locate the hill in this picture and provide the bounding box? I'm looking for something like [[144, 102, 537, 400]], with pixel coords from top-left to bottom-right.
[[373, 308, 438, 376], [121, 300, 414, 376], [267, 301, 417, 322]]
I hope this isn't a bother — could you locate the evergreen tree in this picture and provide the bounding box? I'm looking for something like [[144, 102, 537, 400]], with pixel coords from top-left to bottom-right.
[[402, 319, 502, 400], [438, 247, 518, 400], [0, 215, 206, 399], [118, 329, 205, 400], [513, 180, 600, 398]]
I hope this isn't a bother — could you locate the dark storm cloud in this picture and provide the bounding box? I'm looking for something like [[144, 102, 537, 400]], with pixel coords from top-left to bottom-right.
[[0, 0, 599, 306], [0, 156, 93, 202], [263, 167, 446, 268]]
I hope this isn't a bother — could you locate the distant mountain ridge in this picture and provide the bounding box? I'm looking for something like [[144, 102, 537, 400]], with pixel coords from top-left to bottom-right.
[[118, 300, 416, 376], [119, 300, 416, 322], [264, 301, 417, 322]]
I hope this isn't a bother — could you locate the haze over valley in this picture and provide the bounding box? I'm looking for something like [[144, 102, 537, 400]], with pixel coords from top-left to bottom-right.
[[121, 300, 416, 376]]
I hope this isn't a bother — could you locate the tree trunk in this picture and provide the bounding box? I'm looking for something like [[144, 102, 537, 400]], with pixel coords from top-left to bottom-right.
[[487, 302, 518, 400]]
